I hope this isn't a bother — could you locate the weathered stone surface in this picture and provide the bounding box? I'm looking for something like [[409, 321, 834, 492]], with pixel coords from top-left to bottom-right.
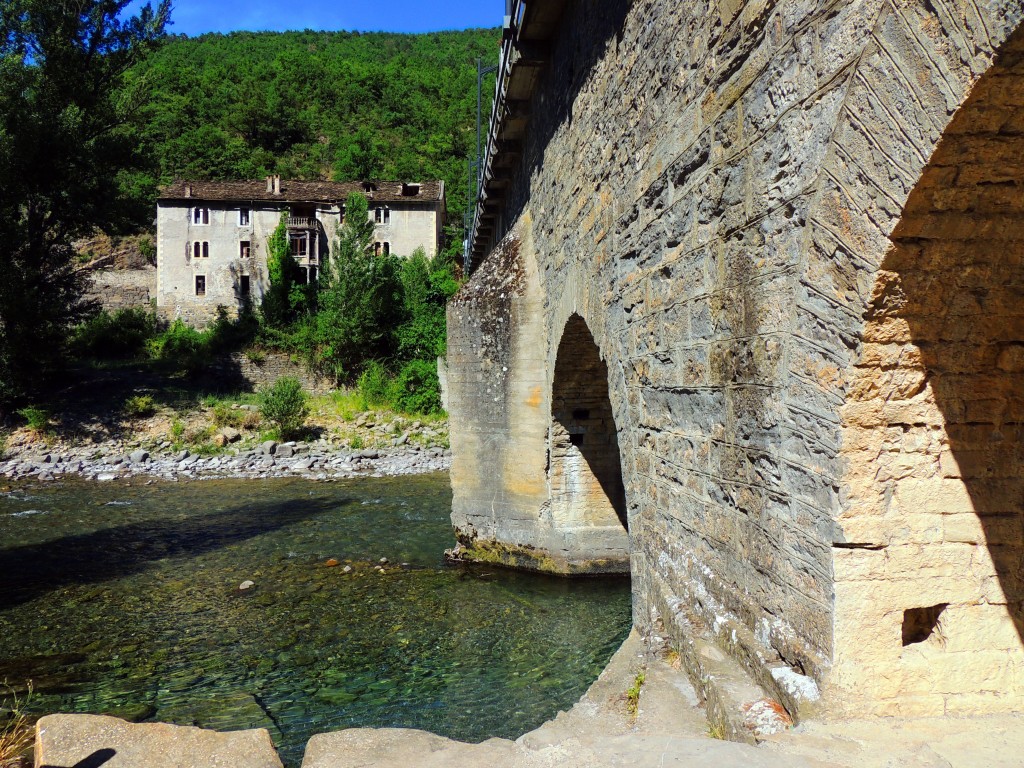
[[34, 714, 283, 768], [448, 0, 1024, 720]]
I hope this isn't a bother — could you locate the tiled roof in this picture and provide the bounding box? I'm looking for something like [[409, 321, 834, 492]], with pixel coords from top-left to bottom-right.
[[158, 179, 445, 205]]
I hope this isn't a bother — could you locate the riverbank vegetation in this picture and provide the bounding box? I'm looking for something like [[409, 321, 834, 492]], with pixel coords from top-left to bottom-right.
[[0, 0, 497, 415]]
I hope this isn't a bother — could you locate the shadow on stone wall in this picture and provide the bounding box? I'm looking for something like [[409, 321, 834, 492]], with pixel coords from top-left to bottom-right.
[[875, 27, 1024, 645]]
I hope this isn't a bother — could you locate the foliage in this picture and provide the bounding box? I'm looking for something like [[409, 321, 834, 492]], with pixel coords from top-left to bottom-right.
[[357, 361, 392, 408], [396, 248, 459, 362], [70, 308, 157, 361], [146, 307, 258, 372], [389, 359, 443, 415], [0, 0, 170, 406], [262, 213, 300, 327], [305, 193, 404, 381], [138, 236, 157, 265], [258, 377, 308, 439], [120, 28, 499, 245], [170, 418, 185, 441], [16, 407, 49, 433], [625, 669, 646, 718], [124, 394, 156, 418], [0, 681, 33, 763], [0, 432, 6, 461]]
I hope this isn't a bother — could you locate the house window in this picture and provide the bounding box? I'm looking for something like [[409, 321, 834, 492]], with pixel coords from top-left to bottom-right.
[[195, 275, 206, 296], [192, 241, 209, 259], [374, 207, 390, 224], [240, 275, 250, 297], [239, 208, 250, 226], [383, 242, 390, 255], [374, 242, 381, 256], [192, 207, 209, 225], [290, 235, 307, 258], [240, 241, 251, 259]]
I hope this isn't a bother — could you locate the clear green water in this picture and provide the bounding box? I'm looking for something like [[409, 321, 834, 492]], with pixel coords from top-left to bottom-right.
[[0, 474, 631, 766]]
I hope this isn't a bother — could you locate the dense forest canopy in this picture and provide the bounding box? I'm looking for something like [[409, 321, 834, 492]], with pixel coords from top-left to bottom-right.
[[120, 28, 501, 244]]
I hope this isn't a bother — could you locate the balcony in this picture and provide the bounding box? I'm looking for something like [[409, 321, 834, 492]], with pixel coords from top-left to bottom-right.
[[287, 216, 321, 230]]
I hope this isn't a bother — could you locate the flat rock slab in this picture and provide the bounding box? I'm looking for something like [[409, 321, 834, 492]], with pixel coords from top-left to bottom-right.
[[35, 714, 283, 768]]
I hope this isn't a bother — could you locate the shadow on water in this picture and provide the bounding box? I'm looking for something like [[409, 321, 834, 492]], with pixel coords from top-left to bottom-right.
[[0, 496, 343, 610]]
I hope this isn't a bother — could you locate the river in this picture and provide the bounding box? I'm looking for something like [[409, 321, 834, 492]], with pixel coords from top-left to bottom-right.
[[0, 474, 631, 766]]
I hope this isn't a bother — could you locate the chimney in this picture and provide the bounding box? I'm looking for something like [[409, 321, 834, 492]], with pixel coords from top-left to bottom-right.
[[273, 175, 281, 195], [266, 175, 274, 194]]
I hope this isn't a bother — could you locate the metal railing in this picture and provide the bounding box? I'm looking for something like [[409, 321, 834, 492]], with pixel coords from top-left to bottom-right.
[[464, 0, 525, 274]]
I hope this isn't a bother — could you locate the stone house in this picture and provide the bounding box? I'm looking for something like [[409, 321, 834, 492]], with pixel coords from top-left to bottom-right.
[[156, 176, 445, 326]]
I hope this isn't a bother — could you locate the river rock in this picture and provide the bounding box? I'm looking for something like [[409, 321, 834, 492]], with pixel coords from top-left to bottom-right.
[[219, 427, 241, 443], [130, 450, 149, 464], [276, 445, 295, 459], [34, 714, 283, 768], [239, 580, 255, 590], [260, 441, 278, 456], [174, 450, 190, 462]]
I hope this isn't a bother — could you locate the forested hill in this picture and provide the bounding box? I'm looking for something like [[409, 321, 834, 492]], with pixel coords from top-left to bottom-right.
[[121, 28, 500, 240]]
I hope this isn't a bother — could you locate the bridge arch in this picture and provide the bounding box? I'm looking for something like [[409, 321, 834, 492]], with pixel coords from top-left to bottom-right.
[[832, 25, 1024, 715], [548, 313, 629, 533]]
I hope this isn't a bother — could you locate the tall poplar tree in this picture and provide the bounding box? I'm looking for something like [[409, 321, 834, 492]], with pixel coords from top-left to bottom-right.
[[0, 0, 169, 407]]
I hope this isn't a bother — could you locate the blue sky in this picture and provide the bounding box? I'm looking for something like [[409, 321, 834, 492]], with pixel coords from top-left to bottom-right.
[[122, 0, 503, 36]]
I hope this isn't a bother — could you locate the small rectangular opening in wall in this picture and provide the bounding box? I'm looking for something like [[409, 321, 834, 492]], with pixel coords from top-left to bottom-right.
[[572, 408, 590, 420], [195, 275, 206, 297], [240, 275, 250, 297], [902, 604, 948, 646], [569, 433, 584, 447], [240, 240, 251, 259]]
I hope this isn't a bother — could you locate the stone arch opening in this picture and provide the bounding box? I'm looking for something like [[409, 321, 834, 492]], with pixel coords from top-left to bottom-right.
[[549, 314, 628, 532], [835, 27, 1024, 713]]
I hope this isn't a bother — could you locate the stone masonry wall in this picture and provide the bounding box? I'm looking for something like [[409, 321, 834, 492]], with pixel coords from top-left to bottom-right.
[[448, 0, 1024, 716], [85, 268, 156, 313]]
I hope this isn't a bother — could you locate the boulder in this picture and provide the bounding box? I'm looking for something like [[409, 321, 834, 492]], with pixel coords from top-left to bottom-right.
[[212, 434, 229, 448], [260, 441, 278, 456], [220, 427, 241, 443], [34, 714, 283, 768], [276, 445, 294, 459], [129, 450, 149, 464]]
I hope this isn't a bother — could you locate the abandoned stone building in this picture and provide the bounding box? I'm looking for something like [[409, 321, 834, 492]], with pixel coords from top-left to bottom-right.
[[449, 0, 1024, 730], [156, 176, 445, 326]]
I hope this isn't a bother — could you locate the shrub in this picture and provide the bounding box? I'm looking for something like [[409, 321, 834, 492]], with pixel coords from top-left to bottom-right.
[[124, 394, 156, 418], [258, 377, 308, 439], [244, 347, 266, 365], [211, 403, 244, 428], [138, 236, 157, 265], [389, 359, 443, 415], [170, 419, 185, 441], [16, 407, 49, 433], [357, 361, 392, 408], [147, 319, 206, 372], [70, 308, 156, 360], [0, 433, 7, 461]]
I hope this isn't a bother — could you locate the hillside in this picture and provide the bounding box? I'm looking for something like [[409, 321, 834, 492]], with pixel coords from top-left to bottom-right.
[[119, 28, 501, 248]]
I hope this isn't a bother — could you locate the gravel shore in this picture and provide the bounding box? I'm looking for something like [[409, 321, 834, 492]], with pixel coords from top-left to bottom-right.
[[0, 438, 450, 484]]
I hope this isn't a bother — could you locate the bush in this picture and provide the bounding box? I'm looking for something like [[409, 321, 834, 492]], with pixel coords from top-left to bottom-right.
[[147, 319, 207, 372], [71, 308, 156, 360], [16, 407, 49, 433], [389, 359, 443, 415], [124, 394, 156, 418], [258, 377, 308, 439], [357, 361, 392, 408]]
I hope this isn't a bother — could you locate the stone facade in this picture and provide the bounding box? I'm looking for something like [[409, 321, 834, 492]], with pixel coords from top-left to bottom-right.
[[157, 178, 445, 327], [448, 0, 1024, 719]]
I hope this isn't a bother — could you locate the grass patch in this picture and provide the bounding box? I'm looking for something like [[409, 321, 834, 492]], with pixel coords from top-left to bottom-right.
[[0, 682, 34, 764], [625, 669, 646, 719]]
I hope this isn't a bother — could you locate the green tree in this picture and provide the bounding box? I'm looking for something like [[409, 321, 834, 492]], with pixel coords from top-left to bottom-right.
[[307, 192, 403, 381], [0, 0, 169, 406], [262, 213, 298, 327]]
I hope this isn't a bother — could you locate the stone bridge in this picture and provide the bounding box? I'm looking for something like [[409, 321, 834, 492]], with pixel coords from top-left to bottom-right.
[[446, 0, 1024, 722]]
